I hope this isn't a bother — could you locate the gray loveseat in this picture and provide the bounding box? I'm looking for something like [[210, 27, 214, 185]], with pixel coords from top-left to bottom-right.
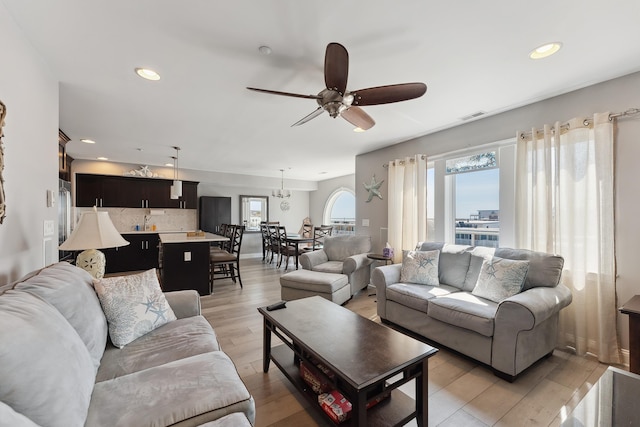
[[0, 262, 255, 427], [373, 242, 573, 381], [300, 235, 373, 295]]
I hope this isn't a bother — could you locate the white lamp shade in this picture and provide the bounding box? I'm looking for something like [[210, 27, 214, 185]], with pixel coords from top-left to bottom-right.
[[59, 208, 129, 250], [170, 180, 182, 199]]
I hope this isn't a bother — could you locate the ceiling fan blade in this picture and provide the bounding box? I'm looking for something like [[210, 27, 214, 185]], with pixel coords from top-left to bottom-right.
[[291, 107, 325, 127], [324, 43, 349, 94], [340, 106, 375, 130], [246, 87, 321, 100], [351, 82, 427, 106]]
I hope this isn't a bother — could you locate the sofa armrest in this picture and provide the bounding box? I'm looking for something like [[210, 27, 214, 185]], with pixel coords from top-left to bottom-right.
[[343, 253, 373, 275], [371, 264, 402, 319], [497, 284, 572, 328], [164, 290, 201, 319], [300, 250, 329, 270], [492, 284, 572, 376]]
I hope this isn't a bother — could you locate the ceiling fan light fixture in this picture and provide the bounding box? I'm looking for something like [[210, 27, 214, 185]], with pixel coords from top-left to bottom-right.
[[529, 42, 562, 59], [135, 67, 161, 81], [353, 127, 366, 132]]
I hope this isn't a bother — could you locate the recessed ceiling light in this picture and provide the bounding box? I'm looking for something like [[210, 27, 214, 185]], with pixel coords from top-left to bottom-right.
[[165, 163, 173, 167], [97, 157, 108, 161], [135, 68, 161, 81], [353, 127, 366, 132], [529, 42, 562, 59], [258, 45, 272, 55], [80, 138, 96, 144]]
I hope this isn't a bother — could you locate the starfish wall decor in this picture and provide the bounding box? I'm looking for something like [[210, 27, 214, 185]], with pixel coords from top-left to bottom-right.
[[364, 174, 384, 202]]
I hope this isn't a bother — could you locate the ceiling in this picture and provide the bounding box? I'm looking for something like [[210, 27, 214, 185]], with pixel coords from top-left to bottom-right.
[[4, 0, 640, 181]]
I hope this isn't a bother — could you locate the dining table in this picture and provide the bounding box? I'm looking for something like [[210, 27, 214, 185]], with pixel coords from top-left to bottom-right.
[[284, 233, 314, 270]]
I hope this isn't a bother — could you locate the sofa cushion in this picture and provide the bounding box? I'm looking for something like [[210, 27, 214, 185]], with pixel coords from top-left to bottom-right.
[[463, 246, 496, 291], [11, 262, 108, 370], [494, 247, 564, 290], [322, 235, 371, 261], [427, 292, 498, 337], [96, 315, 221, 382], [87, 352, 255, 427], [472, 257, 530, 303], [386, 282, 459, 313], [400, 250, 440, 286], [94, 269, 177, 348], [312, 260, 345, 275], [0, 291, 95, 427]]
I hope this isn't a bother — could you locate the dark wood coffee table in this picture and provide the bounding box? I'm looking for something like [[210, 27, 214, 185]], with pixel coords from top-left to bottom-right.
[[258, 296, 437, 426]]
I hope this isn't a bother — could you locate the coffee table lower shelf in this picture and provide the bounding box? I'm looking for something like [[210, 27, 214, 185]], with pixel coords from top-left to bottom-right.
[[270, 344, 417, 427]]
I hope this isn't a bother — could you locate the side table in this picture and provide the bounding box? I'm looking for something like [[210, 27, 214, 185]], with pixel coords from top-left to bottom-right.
[[620, 295, 640, 374], [367, 253, 393, 296]]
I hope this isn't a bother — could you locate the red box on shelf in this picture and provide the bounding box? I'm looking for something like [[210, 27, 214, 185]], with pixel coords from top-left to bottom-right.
[[318, 390, 352, 424]]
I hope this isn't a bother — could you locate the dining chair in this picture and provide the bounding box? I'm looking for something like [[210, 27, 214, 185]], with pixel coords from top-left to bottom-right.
[[210, 224, 244, 291], [275, 226, 297, 270], [302, 225, 333, 253]]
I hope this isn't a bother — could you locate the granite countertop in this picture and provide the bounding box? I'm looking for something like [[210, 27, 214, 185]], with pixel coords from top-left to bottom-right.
[[158, 232, 228, 244], [120, 230, 195, 235]]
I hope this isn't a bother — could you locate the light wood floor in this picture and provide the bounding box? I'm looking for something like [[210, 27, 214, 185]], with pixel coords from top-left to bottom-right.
[[200, 257, 612, 426]]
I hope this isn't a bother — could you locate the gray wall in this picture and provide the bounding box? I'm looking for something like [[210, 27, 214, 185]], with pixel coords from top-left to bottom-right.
[[0, 5, 58, 285], [309, 174, 355, 227], [356, 71, 640, 353]]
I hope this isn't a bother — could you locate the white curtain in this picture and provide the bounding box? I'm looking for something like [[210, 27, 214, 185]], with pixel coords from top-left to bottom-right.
[[515, 112, 619, 363], [387, 155, 427, 263]]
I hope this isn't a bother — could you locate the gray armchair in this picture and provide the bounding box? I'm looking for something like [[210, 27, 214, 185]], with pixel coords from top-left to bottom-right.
[[299, 235, 373, 295]]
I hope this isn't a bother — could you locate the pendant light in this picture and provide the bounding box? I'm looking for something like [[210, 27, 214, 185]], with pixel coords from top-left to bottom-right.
[[170, 146, 182, 199], [272, 169, 291, 198]]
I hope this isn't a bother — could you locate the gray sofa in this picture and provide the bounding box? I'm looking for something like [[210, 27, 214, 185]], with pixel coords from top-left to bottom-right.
[[299, 234, 373, 295], [0, 262, 255, 427], [373, 242, 573, 381]]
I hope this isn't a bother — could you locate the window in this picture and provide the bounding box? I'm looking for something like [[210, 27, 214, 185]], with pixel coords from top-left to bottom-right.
[[239, 195, 268, 232], [427, 141, 516, 247], [323, 188, 355, 235]]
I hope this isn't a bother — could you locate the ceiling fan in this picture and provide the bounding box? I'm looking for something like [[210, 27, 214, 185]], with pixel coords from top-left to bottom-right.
[[247, 42, 427, 130]]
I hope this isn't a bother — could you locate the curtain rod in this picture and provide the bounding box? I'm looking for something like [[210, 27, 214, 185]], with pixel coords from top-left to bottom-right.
[[382, 154, 426, 168], [519, 107, 640, 140]]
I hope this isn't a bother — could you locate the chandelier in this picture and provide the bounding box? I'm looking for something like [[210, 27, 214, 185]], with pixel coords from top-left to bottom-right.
[[273, 169, 291, 198]]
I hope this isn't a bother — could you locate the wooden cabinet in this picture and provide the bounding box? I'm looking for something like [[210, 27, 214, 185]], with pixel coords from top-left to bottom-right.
[[198, 196, 231, 233], [76, 174, 124, 207], [103, 233, 160, 273], [75, 174, 198, 209]]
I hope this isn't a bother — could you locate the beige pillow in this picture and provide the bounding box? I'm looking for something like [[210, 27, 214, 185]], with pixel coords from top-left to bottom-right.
[[94, 269, 176, 348], [472, 257, 529, 303], [400, 250, 440, 286]]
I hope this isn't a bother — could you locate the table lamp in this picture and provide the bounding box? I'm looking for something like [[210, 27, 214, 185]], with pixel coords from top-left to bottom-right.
[[59, 206, 130, 279]]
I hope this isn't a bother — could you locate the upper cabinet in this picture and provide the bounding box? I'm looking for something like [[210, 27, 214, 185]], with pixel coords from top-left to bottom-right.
[[75, 174, 198, 208]]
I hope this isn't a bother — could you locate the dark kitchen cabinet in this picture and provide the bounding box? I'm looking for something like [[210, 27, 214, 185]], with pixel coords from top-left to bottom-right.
[[75, 174, 198, 209], [198, 196, 231, 234], [103, 233, 160, 273], [167, 181, 198, 209], [76, 174, 123, 207]]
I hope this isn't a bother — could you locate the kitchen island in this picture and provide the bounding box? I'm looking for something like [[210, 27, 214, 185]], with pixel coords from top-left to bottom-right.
[[159, 232, 228, 295]]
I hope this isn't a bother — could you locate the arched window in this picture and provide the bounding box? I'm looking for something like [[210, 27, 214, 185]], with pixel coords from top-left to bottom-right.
[[323, 188, 355, 235]]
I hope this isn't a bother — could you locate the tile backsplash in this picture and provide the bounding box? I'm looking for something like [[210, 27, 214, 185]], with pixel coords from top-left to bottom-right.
[[75, 207, 198, 232]]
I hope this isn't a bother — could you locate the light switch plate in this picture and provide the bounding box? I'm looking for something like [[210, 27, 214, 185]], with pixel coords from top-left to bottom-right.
[[362, 219, 370, 227], [184, 251, 191, 262], [43, 220, 55, 237]]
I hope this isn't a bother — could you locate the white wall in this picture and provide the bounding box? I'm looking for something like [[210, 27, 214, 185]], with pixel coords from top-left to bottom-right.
[[0, 5, 58, 286], [356, 71, 640, 352]]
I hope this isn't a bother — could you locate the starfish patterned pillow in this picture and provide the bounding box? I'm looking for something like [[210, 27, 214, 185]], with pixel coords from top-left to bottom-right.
[[94, 269, 176, 348], [400, 250, 440, 286], [472, 257, 530, 303]]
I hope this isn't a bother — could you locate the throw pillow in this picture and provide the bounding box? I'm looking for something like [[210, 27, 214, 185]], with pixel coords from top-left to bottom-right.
[[472, 256, 530, 303], [400, 250, 440, 286], [94, 269, 177, 348]]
